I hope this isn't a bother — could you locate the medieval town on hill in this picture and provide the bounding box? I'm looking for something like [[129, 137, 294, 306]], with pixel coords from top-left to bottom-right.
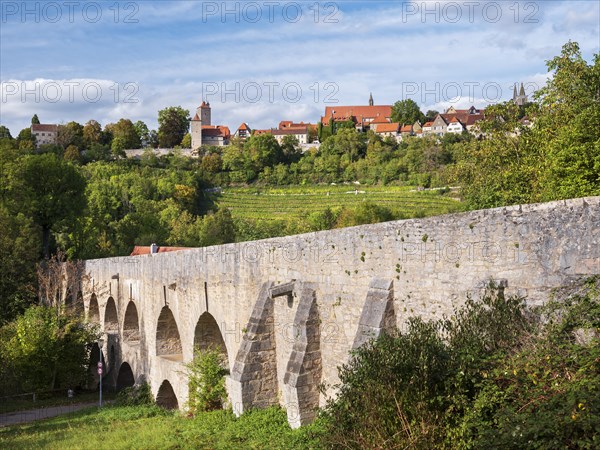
[[28, 84, 530, 156]]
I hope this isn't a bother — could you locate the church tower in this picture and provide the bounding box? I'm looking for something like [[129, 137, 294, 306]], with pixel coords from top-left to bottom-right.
[[369, 92, 374, 106], [513, 83, 528, 106], [190, 101, 211, 150]]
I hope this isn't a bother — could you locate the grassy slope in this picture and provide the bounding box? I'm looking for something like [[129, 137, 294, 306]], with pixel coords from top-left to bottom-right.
[[209, 185, 464, 220], [0, 405, 324, 449]]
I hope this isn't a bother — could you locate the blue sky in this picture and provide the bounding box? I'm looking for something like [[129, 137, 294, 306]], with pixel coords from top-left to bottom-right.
[[1, 0, 599, 136]]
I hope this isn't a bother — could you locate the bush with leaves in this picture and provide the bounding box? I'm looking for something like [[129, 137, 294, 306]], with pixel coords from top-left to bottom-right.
[[0, 305, 99, 394], [116, 382, 154, 407], [185, 347, 229, 414], [456, 277, 600, 449], [319, 284, 555, 449]]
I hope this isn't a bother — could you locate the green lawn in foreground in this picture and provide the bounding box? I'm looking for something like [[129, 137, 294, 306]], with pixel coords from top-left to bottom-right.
[[0, 405, 324, 449], [209, 185, 464, 221]]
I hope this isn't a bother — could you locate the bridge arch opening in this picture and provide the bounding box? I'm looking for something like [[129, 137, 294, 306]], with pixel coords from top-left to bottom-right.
[[104, 297, 118, 333], [123, 301, 140, 344], [109, 344, 116, 372], [116, 362, 135, 391], [194, 312, 229, 370], [156, 307, 183, 361], [88, 294, 100, 323], [156, 380, 178, 409]]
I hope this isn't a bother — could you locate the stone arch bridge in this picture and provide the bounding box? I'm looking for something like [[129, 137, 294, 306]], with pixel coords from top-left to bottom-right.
[[78, 197, 599, 427]]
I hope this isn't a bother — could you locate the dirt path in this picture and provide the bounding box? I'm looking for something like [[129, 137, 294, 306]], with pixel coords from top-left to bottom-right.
[[0, 402, 99, 427]]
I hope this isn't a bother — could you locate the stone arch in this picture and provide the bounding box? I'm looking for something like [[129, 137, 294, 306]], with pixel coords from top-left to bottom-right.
[[194, 312, 229, 370], [116, 362, 135, 391], [104, 297, 118, 333], [156, 307, 183, 361], [88, 294, 100, 323], [156, 379, 178, 409], [123, 301, 140, 344]]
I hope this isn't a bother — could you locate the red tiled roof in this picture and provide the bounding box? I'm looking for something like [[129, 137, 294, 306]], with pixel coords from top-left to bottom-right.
[[272, 127, 308, 135], [401, 124, 413, 132], [31, 124, 58, 132], [130, 246, 191, 256], [322, 105, 392, 125], [252, 129, 271, 135], [279, 121, 313, 130], [423, 121, 433, 127], [238, 122, 250, 131], [375, 123, 399, 133], [202, 125, 230, 139], [441, 113, 484, 125], [371, 115, 390, 124], [192, 113, 200, 121]]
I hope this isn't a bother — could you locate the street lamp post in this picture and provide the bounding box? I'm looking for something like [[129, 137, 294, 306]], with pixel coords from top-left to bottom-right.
[[98, 336, 104, 408]]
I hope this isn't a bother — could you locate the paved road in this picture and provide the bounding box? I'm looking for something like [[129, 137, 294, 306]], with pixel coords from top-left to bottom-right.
[[0, 402, 99, 427]]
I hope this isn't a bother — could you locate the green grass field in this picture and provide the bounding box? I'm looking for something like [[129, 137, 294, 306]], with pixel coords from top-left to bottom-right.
[[209, 185, 464, 221], [0, 405, 324, 449]]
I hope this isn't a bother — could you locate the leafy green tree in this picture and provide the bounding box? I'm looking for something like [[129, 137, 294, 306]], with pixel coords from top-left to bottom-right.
[[308, 125, 318, 143], [200, 208, 236, 246], [425, 110, 439, 122], [454, 41, 599, 208], [185, 347, 228, 414], [16, 128, 36, 153], [111, 136, 127, 158], [84, 143, 111, 162], [8, 154, 87, 258], [533, 41, 600, 200], [335, 201, 394, 228], [31, 114, 40, 125], [158, 106, 190, 148], [140, 148, 159, 167], [181, 133, 192, 148], [391, 99, 425, 125], [320, 128, 366, 163], [281, 135, 302, 163], [244, 133, 283, 176], [57, 121, 84, 150], [133, 120, 151, 148], [64, 144, 81, 163], [82, 120, 103, 149], [113, 118, 141, 149], [0, 305, 98, 393], [0, 207, 39, 324], [0, 125, 13, 140], [147, 129, 159, 148]]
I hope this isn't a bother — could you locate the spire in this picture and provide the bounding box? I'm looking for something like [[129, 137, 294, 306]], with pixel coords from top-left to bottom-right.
[[513, 84, 517, 100], [519, 82, 525, 97], [369, 92, 374, 106]]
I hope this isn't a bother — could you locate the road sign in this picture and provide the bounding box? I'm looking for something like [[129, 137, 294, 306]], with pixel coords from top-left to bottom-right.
[[98, 367, 103, 375]]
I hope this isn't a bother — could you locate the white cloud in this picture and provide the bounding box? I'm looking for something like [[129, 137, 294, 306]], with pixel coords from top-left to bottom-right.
[[0, 1, 597, 135]]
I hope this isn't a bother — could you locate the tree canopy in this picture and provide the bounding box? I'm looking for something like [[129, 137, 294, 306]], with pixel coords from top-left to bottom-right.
[[158, 106, 190, 148], [391, 99, 426, 125]]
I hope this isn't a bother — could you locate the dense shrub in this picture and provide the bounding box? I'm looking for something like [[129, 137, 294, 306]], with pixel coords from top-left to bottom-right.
[[116, 382, 154, 407], [185, 347, 229, 414], [321, 279, 599, 449]]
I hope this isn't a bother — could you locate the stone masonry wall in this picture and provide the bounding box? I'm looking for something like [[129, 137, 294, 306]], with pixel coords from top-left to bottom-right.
[[81, 197, 600, 427]]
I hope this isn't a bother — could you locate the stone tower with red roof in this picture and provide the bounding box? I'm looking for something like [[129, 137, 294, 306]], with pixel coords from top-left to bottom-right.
[[190, 101, 212, 150]]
